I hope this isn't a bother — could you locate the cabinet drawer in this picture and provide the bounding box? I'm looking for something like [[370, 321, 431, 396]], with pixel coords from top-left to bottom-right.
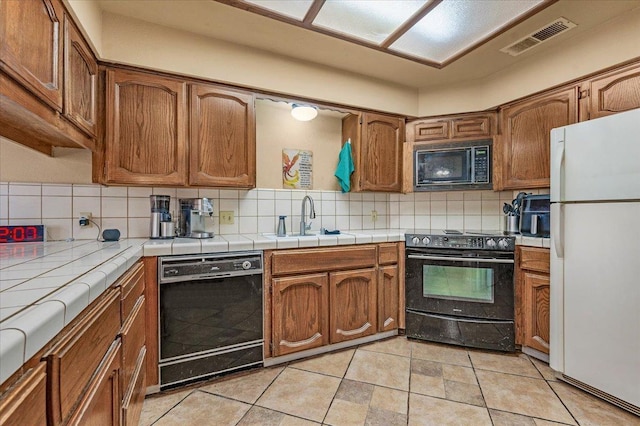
[[120, 297, 145, 395], [378, 243, 398, 265], [122, 347, 146, 426], [413, 120, 449, 141], [46, 289, 121, 424], [0, 363, 47, 425], [451, 116, 492, 138], [519, 246, 550, 273], [271, 246, 377, 276], [120, 262, 145, 322]]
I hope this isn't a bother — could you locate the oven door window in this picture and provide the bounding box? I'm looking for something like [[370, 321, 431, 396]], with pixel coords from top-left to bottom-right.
[[423, 264, 493, 303]]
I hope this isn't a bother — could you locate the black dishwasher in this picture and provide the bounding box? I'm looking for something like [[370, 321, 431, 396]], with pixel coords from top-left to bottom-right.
[[158, 252, 263, 389]]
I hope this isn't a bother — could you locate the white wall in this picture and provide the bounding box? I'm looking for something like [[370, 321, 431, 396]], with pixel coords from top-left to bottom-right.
[[0, 137, 93, 184], [256, 100, 343, 191]]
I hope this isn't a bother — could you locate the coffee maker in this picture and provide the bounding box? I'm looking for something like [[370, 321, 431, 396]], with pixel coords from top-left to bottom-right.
[[177, 198, 214, 238], [149, 195, 173, 239]]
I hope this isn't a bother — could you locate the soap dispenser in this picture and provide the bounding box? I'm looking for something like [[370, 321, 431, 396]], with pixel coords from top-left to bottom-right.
[[277, 216, 287, 237]]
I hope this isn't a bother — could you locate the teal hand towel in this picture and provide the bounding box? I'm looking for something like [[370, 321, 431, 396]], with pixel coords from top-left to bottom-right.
[[335, 140, 354, 193]]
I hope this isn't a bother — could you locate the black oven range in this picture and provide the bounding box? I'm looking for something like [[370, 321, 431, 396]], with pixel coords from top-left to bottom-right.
[[405, 230, 516, 352]]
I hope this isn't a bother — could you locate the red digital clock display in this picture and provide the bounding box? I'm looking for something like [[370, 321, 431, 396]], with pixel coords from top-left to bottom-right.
[[0, 225, 45, 243]]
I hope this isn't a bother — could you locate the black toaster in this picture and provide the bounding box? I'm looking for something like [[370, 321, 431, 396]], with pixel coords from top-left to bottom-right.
[[519, 194, 550, 237]]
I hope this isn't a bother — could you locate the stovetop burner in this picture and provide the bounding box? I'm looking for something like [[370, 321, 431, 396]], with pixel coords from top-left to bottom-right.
[[405, 229, 515, 251]]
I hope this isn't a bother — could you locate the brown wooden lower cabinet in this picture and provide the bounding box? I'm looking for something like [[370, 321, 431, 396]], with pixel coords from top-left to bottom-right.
[[267, 243, 401, 359], [516, 246, 550, 357], [0, 261, 146, 426], [378, 264, 399, 332], [122, 348, 146, 426], [271, 273, 329, 357], [67, 339, 122, 426], [330, 268, 377, 344], [0, 362, 47, 425]]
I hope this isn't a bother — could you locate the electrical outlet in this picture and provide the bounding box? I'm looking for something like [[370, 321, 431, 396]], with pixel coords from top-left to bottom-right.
[[219, 211, 235, 225], [79, 212, 93, 227], [371, 210, 378, 222]]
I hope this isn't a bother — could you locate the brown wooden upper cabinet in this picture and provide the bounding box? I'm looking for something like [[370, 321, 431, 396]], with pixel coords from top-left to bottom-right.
[[64, 15, 98, 137], [343, 112, 405, 192], [105, 69, 188, 186], [102, 69, 256, 187], [189, 84, 256, 187], [586, 62, 640, 120], [408, 113, 495, 142], [495, 87, 578, 190], [0, 0, 64, 111]]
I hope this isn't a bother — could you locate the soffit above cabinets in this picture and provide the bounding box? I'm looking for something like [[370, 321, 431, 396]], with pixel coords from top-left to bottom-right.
[[218, 0, 553, 68], [92, 0, 640, 89]]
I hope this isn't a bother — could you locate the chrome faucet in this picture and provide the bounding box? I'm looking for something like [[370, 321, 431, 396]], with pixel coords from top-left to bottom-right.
[[300, 195, 316, 236]]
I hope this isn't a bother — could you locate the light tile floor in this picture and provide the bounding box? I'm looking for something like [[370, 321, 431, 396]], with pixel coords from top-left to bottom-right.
[[140, 337, 640, 425]]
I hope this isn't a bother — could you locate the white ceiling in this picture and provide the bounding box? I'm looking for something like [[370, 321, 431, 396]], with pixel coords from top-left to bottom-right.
[[95, 0, 640, 90]]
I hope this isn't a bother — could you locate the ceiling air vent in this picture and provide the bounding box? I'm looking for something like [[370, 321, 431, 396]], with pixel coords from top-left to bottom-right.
[[501, 18, 576, 56]]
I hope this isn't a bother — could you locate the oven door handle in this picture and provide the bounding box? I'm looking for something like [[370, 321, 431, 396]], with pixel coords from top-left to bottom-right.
[[407, 254, 514, 264]]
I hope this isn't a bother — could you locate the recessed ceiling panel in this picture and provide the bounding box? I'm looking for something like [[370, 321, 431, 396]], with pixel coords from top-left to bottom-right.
[[244, 0, 313, 20], [389, 0, 544, 63], [313, 0, 427, 44]]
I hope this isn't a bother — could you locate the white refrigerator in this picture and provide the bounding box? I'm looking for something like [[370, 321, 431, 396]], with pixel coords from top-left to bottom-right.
[[550, 107, 640, 414]]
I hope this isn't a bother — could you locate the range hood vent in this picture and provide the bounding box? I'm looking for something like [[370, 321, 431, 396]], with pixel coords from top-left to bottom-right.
[[501, 18, 576, 56]]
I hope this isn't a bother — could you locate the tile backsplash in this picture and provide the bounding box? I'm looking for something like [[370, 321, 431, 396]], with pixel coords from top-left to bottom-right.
[[0, 182, 545, 241]]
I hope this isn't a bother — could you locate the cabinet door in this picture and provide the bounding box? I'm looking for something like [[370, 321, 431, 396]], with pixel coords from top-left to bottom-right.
[[496, 88, 578, 190], [588, 63, 640, 120], [105, 69, 187, 185], [360, 113, 405, 192], [0, 363, 47, 425], [330, 268, 377, 343], [64, 15, 97, 137], [122, 348, 146, 426], [68, 339, 122, 426], [0, 0, 64, 110], [377, 265, 399, 332], [189, 84, 256, 187], [272, 274, 329, 357], [47, 289, 121, 425], [523, 272, 550, 355]]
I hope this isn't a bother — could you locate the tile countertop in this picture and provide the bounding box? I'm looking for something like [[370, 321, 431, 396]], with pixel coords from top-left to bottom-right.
[[0, 239, 146, 384], [0, 229, 546, 385]]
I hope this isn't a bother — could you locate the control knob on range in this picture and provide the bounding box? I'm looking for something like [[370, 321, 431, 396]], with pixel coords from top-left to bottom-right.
[[498, 239, 510, 249], [486, 238, 497, 248], [411, 237, 420, 245], [422, 236, 431, 245]]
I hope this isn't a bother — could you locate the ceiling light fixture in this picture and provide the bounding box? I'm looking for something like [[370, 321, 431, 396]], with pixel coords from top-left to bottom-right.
[[291, 104, 318, 121]]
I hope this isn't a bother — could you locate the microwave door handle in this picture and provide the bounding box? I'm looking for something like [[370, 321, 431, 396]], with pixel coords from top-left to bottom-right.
[[469, 148, 474, 181], [408, 254, 514, 264]]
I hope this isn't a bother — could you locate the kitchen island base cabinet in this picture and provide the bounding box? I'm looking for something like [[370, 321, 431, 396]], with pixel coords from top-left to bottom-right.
[[271, 274, 329, 357]]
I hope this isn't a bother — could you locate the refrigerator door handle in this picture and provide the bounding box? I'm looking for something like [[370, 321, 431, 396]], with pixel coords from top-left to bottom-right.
[[550, 128, 565, 203], [551, 203, 564, 258]]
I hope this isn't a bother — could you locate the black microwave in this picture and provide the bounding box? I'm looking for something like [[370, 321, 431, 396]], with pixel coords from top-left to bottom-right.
[[414, 140, 493, 191]]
